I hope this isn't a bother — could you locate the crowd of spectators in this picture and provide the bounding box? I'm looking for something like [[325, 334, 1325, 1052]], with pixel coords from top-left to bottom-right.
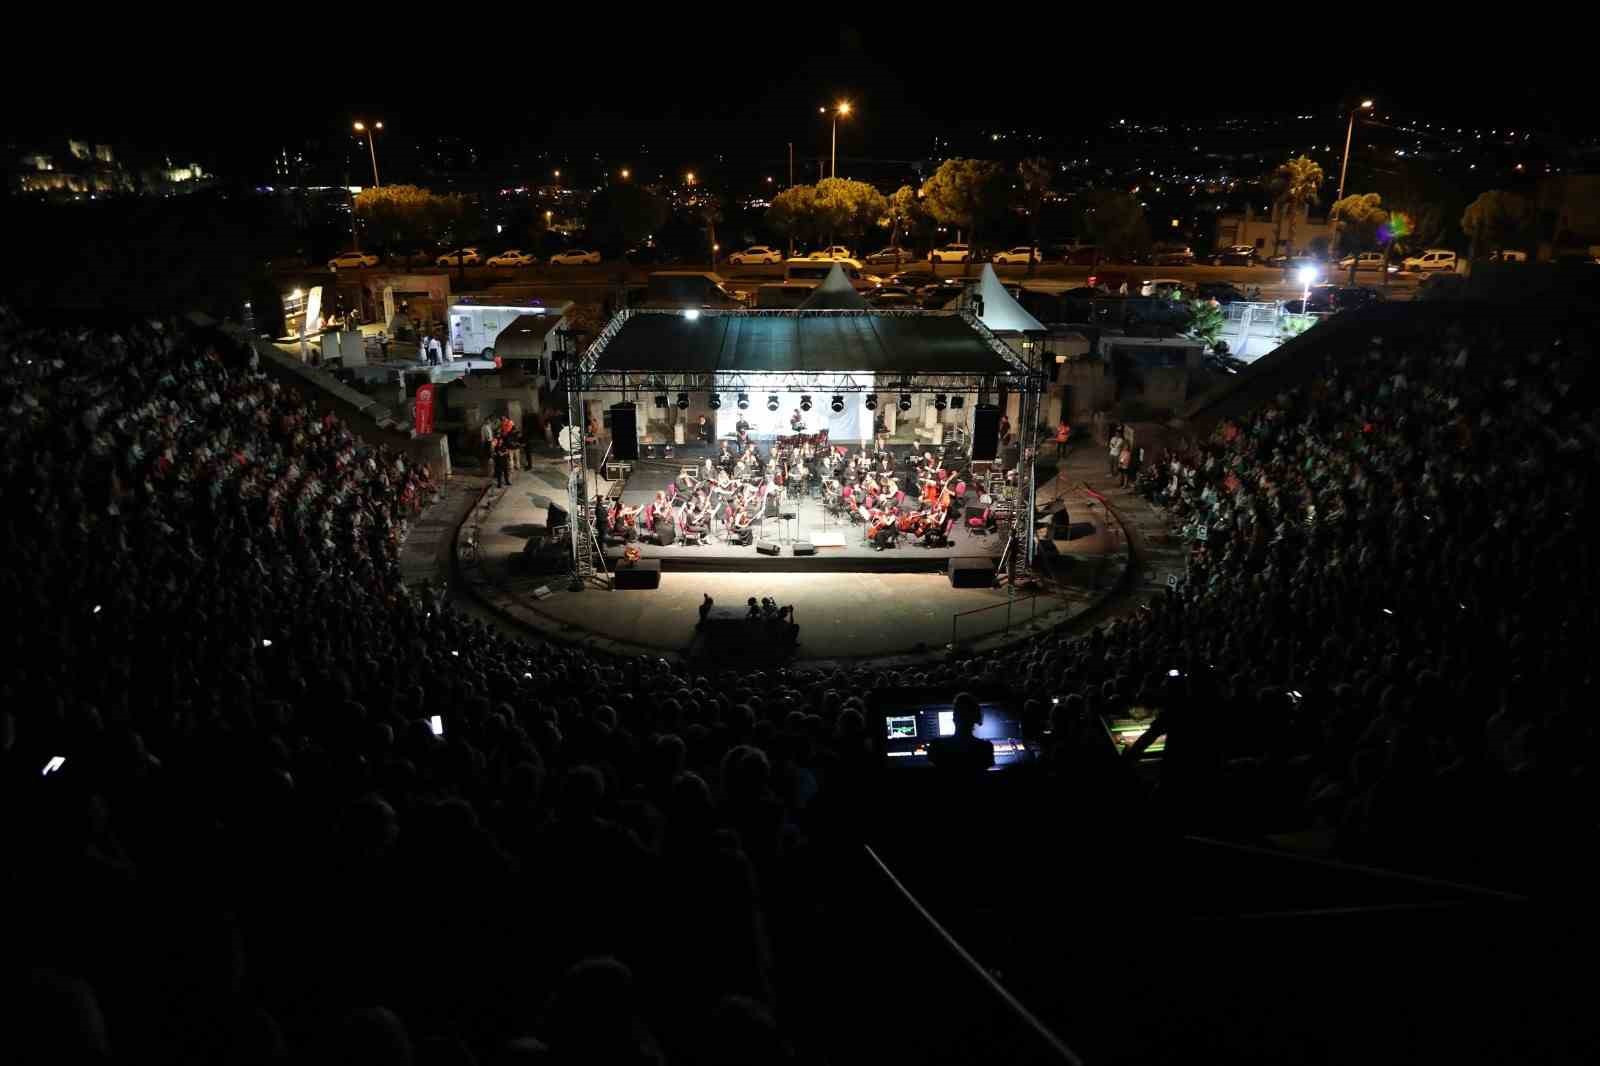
[[4, 304, 1597, 1063]]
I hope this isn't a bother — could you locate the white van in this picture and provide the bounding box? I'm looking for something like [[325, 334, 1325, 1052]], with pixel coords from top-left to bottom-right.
[[783, 258, 869, 286], [1402, 249, 1458, 273]]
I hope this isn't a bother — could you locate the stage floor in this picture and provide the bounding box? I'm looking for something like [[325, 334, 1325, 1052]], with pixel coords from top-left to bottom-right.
[[605, 464, 1001, 572]]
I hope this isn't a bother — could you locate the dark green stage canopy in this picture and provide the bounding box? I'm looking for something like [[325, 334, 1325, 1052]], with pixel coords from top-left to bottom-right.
[[589, 311, 1016, 376]]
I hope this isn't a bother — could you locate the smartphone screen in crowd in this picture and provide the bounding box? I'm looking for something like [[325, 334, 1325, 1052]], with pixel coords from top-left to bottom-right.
[[428, 715, 444, 737]]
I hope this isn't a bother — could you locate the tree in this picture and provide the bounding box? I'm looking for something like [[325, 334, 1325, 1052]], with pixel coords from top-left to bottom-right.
[[814, 178, 887, 249], [768, 185, 819, 257], [1273, 155, 1324, 258], [584, 184, 668, 254], [1178, 294, 1225, 350], [1329, 193, 1388, 284], [1017, 157, 1053, 275], [1079, 189, 1149, 265], [1460, 190, 1529, 260], [697, 192, 723, 266], [353, 185, 462, 254], [919, 158, 1009, 273], [880, 185, 919, 253]]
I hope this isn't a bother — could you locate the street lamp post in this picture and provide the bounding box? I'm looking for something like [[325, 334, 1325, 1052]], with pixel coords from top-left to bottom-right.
[[820, 101, 851, 179], [353, 121, 383, 188], [1333, 100, 1373, 243]]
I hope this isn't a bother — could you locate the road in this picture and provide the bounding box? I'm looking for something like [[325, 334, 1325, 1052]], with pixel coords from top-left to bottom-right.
[[304, 258, 1420, 301]]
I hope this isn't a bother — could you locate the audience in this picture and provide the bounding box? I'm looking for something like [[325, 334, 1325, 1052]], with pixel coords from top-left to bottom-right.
[[3, 304, 1595, 1063]]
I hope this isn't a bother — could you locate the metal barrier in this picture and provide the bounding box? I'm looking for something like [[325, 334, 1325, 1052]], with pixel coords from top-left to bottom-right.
[[950, 589, 1047, 649]]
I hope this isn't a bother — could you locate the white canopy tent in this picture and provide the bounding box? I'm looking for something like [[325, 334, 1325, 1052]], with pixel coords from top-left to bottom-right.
[[974, 264, 1045, 333]]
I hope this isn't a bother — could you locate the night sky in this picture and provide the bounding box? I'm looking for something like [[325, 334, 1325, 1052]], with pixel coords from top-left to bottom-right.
[[8, 20, 1592, 178]]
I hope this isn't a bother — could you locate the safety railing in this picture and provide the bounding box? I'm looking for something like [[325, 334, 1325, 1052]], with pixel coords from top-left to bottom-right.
[[950, 589, 1048, 650]]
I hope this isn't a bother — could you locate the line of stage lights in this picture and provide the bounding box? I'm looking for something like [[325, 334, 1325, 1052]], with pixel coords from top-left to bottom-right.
[[650, 392, 959, 412]]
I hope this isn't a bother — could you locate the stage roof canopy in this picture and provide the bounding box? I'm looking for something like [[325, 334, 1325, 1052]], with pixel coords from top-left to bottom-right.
[[588, 310, 1017, 376]]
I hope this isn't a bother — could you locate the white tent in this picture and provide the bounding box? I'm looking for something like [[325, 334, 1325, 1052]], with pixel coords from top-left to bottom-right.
[[975, 264, 1045, 333], [796, 263, 869, 310]]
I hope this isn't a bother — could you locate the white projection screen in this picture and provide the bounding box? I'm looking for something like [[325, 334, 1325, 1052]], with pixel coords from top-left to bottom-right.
[[714, 373, 875, 441]]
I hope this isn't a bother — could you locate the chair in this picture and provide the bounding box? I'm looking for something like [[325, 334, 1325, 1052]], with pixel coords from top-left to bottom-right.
[[966, 507, 995, 536]]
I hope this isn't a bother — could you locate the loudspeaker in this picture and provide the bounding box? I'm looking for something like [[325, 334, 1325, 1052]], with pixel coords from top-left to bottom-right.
[[948, 557, 996, 588], [610, 403, 638, 460], [792, 541, 816, 556], [971, 404, 1001, 460], [613, 559, 661, 589], [756, 541, 780, 557]]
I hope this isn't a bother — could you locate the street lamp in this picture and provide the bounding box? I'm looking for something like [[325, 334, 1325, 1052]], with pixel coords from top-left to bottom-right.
[[620, 168, 630, 180], [1297, 265, 1317, 312], [685, 171, 696, 186], [821, 101, 851, 179], [353, 120, 383, 188], [1336, 100, 1374, 206]]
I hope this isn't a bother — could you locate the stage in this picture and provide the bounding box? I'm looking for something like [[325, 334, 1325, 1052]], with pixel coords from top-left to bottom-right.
[[602, 458, 1002, 573]]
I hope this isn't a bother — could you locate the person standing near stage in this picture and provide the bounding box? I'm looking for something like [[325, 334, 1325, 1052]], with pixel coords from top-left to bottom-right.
[[1055, 419, 1072, 459], [1107, 426, 1124, 478], [480, 417, 497, 469], [492, 438, 511, 487]]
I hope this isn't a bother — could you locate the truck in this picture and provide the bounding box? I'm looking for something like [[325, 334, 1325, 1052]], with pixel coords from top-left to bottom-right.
[[645, 271, 748, 308], [447, 303, 550, 358]]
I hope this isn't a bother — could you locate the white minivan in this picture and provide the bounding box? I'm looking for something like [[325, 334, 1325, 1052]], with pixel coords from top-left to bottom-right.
[[1403, 249, 1458, 273]]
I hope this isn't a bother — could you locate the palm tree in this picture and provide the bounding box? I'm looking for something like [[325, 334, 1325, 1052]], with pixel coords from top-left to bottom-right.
[[1017, 157, 1053, 276], [1275, 156, 1325, 259]]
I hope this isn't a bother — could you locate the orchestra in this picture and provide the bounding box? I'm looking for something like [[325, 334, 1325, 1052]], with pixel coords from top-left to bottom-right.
[[594, 430, 969, 552]]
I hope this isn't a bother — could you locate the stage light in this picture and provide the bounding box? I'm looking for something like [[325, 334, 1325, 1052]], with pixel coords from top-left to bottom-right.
[[736, 393, 749, 410], [654, 393, 668, 409], [864, 394, 877, 410], [709, 393, 722, 410], [934, 393, 948, 411], [830, 394, 844, 413], [950, 395, 965, 409], [684, 308, 700, 321], [898, 393, 912, 411], [766, 394, 780, 412], [800, 394, 813, 412], [676, 392, 689, 409]]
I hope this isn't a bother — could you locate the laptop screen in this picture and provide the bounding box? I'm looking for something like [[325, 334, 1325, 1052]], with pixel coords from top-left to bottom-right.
[[881, 700, 1029, 769]]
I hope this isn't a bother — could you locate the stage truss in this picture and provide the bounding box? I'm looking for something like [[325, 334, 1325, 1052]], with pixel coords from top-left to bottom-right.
[[561, 307, 1047, 587]]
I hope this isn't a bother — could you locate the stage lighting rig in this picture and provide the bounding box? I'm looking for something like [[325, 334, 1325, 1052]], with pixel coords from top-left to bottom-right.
[[830, 395, 844, 412]]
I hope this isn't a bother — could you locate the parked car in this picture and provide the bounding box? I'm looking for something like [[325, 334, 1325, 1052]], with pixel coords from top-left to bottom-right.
[[810, 245, 853, 260], [436, 248, 481, 267], [486, 249, 535, 267], [327, 250, 380, 270], [1488, 249, 1528, 263], [863, 247, 916, 266], [1086, 271, 1135, 294], [550, 248, 602, 265], [728, 245, 784, 265], [1337, 251, 1396, 273], [886, 269, 934, 288], [866, 286, 919, 308], [1282, 284, 1386, 314], [1209, 245, 1258, 266], [929, 244, 972, 263], [991, 246, 1040, 265], [1152, 245, 1196, 266], [1140, 277, 1186, 297], [1402, 248, 1457, 273], [1194, 281, 1250, 304]]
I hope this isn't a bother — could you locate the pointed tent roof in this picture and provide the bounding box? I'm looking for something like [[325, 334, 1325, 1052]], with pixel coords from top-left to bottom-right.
[[796, 263, 869, 310], [975, 263, 1045, 333]]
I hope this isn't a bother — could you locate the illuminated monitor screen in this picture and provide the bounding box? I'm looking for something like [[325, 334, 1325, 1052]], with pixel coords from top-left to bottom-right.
[[881, 700, 1027, 769]]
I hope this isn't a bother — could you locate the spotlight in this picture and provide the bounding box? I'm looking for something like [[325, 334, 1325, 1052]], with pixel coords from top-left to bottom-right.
[[684, 308, 700, 321], [898, 392, 912, 412], [934, 393, 948, 411], [709, 393, 722, 410], [766, 394, 780, 412], [800, 394, 813, 412], [676, 392, 689, 410], [830, 394, 844, 413], [950, 395, 965, 409], [654, 393, 668, 409], [736, 393, 749, 410], [864, 394, 877, 410]]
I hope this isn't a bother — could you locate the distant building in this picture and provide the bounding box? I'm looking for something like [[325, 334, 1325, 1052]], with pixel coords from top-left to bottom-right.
[[14, 138, 133, 197], [1214, 201, 1333, 257]]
